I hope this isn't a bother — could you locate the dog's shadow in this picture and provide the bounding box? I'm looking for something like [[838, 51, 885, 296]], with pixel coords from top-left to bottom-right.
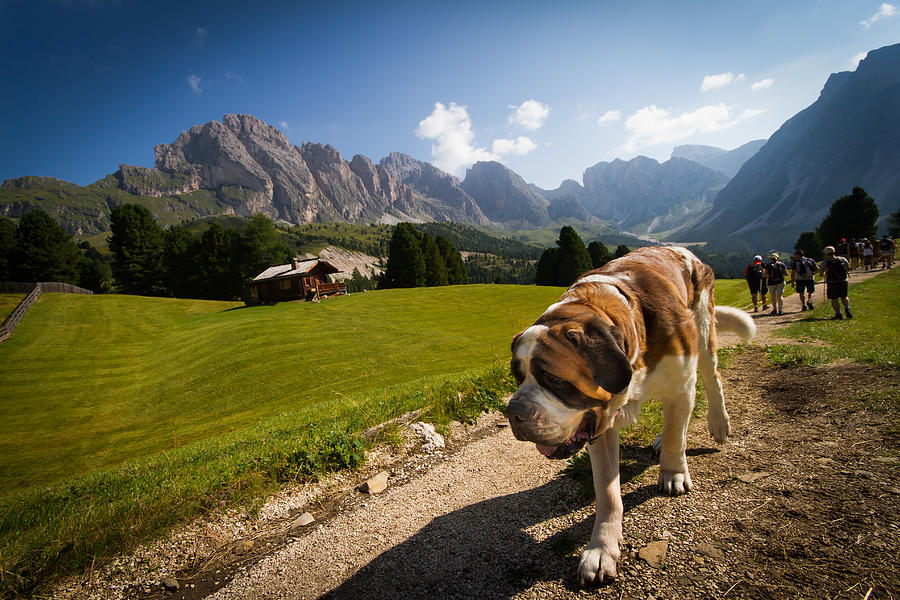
[[318, 450, 661, 600]]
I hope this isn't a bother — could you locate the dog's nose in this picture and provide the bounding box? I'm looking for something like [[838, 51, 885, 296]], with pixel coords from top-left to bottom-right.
[[505, 400, 538, 424]]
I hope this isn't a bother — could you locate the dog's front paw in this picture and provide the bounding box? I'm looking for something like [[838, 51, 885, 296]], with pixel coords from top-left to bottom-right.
[[658, 469, 693, 495], [707, 411, 731, 443], [578, 545, 620, 586]]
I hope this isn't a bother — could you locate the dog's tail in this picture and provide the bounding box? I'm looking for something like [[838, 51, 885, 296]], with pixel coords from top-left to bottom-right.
[[714, 305, 756, 343]]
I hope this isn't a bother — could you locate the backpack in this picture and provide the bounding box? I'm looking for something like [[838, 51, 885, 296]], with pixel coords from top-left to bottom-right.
[[881, 238, 892, 251], [745, 263, 761, 280], [797, 257, 815, 276], [826, 257, 847, 281], [766, 262, 786, 285]]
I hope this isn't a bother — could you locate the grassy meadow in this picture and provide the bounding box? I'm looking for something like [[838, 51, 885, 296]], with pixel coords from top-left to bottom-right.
[[0, 294, 25, 322], [0, 277, 774, 592], [768, 268, 900, 368], [0, 286, 563, 493]]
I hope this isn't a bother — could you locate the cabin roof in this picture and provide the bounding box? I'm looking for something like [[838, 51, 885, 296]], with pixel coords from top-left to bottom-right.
[[252, 258, 340, 282]]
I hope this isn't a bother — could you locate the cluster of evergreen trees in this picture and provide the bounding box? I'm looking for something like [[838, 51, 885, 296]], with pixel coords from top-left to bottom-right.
[[106, 205, 293, 300], [534, 226, 629, 286], [381, 223, 468, 288], [0, 210, 111, 290]]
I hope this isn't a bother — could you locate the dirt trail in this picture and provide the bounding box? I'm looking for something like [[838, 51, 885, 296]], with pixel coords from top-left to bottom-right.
[[57, 268, 898, 600]]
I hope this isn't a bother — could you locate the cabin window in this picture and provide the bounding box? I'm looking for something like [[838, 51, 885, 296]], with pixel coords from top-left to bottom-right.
[[279, 279, 291, 290]]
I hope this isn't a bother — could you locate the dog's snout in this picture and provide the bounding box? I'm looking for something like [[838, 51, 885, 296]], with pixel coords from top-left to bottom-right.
[[505, 400, 538, 423]]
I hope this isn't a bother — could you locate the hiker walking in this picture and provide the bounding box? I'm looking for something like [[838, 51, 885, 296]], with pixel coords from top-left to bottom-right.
[[789, 249, 816, 311], [880, 235, 895, 269], [863, 238, 874, 271], [744, 254, 769, 312], [763, 253, 788, 316], [819, 245, 853, 320]]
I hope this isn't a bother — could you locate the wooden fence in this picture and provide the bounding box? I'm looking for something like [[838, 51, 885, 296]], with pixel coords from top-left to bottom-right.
[[0, 282, 93, 343]]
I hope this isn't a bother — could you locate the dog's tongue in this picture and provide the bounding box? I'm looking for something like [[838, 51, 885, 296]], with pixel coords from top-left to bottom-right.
[[535, 443, 559, 457]]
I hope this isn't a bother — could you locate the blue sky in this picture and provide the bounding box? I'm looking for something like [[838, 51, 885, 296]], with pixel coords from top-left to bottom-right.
[[1, 1, 898, 189]]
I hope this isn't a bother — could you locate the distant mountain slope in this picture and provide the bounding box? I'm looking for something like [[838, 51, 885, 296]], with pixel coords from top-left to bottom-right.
[[671, 139, 766, 177], [460, 161, 552, 227], [378, 153, 491, 225], [578, 156, 729, 234], [681, 43, 900, 248]]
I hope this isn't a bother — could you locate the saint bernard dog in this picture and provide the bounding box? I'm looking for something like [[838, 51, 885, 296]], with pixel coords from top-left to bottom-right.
[[506, 246, 755, 585]]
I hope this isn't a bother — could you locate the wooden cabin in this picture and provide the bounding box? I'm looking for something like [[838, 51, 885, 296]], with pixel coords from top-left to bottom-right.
[[250, 258, 347, 303]]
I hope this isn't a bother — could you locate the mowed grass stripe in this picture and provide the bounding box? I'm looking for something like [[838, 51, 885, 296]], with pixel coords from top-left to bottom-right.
[[0, 285, 562, 493]]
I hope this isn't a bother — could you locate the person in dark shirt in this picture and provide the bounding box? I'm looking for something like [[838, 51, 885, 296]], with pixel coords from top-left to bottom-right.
[[763, 253, 788, 316], [743, 254, 768, 312]]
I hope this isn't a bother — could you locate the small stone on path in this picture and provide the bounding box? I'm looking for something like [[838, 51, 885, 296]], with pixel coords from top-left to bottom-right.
[[292, 512, 315, 527], [361, 471, 389, 494], [639, 540, 668, 568], [696, 542, 725, 560], [737, 471, 770, 483], [162, 578, 180, 591]]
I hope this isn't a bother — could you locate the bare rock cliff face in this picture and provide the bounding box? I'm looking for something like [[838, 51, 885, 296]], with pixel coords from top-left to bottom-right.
[[149, 114, 449, 224], [379, 153, 492, 226]]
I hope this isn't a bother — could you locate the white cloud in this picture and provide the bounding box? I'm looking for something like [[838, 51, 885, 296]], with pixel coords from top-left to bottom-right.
[[739, 108, 766, 119], [860, 3, 897, 27], [224, 71, 244, 85], [491, 136, 537, 155], [700, 72, 745, 92], [187, 74, 203, 95], [750, 78, 774, 91], [850, 51, 869, 69], [596, 110, 621, 126], [415, 102, 498, 174], [622, 103, 762, 151], [278, 121, 289, 131], [194, 26, 208, 48], [508, 99, 550, 130]]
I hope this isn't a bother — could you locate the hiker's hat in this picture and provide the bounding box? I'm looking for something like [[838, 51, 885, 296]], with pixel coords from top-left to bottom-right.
[[753, 254, 762, 262], [823, 245, 836, 255]]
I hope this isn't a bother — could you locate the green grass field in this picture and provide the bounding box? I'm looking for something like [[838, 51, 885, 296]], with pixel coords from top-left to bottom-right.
[[768, 268, 900, 368], [0, 286, 564, 493], [0, 294, 25, 322]]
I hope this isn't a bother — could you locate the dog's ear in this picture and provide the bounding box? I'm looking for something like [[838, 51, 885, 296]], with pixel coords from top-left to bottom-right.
[[565, 320, 632, 395]]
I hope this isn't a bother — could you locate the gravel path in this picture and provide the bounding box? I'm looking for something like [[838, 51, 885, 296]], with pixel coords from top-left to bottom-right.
[[54, 267, 898, 600]]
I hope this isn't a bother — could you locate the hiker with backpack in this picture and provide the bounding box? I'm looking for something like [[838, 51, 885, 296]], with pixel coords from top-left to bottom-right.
[[880, 235, 895, 269], [819, 246, 853, 320], [863, 238, 874, 271], [744, 254, 769, 312], [763, 253, 788, 316], [789, 249, 817, 312]]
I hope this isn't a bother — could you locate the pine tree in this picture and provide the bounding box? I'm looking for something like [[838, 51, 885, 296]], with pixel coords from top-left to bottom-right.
[[614, 244, 630, 258], [555, 226, 593, 285], [241, 214, 293, 278], [436, 235, 468, 285], [816, 186, 879, 245], [794, 231, 824, 261], [108, 204, 166, 295], [0, 217, 16, 280], [383, 223, 426, 288], [534, 247, 560, 286], [196, 222, 244, 300], [163, 225, 199, 298], [12, 209, 82, 284], [420, 232, 449, 287], [587, 241, 612, 268]]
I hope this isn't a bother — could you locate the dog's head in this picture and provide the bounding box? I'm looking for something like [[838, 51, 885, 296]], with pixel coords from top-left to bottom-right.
[[506, 303, 633, 459]]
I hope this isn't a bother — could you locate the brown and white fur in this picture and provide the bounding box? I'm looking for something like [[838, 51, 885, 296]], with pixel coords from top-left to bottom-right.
[[506, 246, 755, 585]]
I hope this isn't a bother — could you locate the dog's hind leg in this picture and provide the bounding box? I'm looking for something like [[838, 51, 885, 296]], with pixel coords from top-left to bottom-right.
[[697, 290, 731, 443], [656, 355, 697, 496]]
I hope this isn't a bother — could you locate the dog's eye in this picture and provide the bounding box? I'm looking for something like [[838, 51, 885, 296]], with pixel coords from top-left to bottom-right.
[[546, 374, 563, 385]]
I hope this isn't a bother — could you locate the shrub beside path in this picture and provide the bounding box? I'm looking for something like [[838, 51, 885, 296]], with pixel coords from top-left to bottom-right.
[[55, 268, 898, 600]]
